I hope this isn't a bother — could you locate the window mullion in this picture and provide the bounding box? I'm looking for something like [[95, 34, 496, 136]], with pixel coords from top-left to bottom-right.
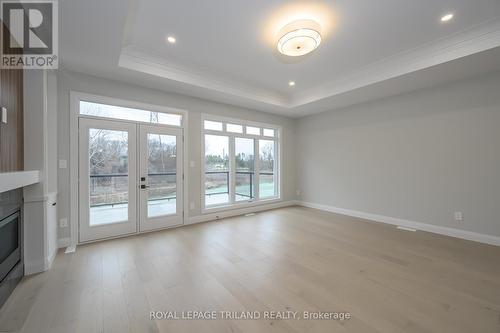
[[229, 136, 236, 204], [274, 140, 278, 197], [255, 139, 260, 200]]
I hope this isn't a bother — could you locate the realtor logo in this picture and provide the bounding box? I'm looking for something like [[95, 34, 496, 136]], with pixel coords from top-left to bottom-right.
[[1, 0, 58, 68]]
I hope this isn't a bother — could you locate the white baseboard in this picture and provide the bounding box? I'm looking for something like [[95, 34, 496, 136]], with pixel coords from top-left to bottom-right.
[[58, 237, 70, 249], [297, 201, 500, 247], [187, 200, 295, 225]]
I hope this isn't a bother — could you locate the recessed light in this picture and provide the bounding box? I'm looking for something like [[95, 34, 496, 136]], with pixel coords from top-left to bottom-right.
[[440, 13, 454, 22], [289, 81, 295, 86], [167, 36, 176, 44]]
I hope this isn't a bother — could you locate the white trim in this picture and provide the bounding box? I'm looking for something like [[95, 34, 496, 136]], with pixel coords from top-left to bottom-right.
[[182, 114, 189, 227], [187, 200, 295, 225], [297, 201, 500, 247], [203, 197, 283, 214], [69, 91, 189, 249], [69, 92, 79, 249], [397, 226, 417, 232]]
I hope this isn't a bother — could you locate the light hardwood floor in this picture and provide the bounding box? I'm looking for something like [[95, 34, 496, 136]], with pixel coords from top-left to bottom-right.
[[1, 206, 500, 333]]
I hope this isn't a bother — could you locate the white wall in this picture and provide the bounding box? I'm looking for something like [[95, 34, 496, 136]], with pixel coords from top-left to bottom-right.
[[46, 72, 58, 194], [296, 71, 500, 238], [23, 70, 59, 273], [57, 70, 296, 240]]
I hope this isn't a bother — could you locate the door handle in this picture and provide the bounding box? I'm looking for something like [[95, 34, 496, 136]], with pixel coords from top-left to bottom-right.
[[140, 184, 149, 189]]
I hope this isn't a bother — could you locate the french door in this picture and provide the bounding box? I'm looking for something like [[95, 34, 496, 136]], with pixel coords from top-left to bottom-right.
[[139, 125, 183, 232], [79, 118, 183, 242]]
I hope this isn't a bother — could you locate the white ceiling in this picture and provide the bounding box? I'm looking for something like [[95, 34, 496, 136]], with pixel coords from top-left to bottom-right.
[[60, 0, 500, 117]]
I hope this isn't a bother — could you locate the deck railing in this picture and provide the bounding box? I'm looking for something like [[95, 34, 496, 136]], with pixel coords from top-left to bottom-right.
[[89, 172, 177, 206], [89, 170, 274, 207], [205, 171, 273, 199]]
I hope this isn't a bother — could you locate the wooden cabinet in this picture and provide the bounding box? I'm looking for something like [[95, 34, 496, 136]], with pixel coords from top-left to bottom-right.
[[0, 69, 24, 172]]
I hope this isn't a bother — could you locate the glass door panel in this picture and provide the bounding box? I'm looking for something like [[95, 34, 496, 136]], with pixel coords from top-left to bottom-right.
[[79, 118, 137, 242], [139, 125, 183, 231], [146, 133, 177, 217], [88, 128, 129, 225]]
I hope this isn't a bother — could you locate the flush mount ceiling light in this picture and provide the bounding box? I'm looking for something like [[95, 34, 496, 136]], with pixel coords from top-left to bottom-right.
[[167, 36, 176, 44], [440, 13, 454, 22], [288, 81, 295, 86], [277, 19, 322, 57]]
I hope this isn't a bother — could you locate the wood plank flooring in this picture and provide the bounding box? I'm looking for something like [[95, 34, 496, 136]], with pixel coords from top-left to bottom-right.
[[1, 206, 500, 332]]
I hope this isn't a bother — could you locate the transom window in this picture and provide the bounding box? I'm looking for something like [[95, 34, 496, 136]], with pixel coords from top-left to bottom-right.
[[80, 101, 182, 127], [203, 115, 280, 209]]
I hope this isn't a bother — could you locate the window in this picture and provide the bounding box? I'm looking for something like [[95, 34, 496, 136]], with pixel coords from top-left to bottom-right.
[[263, 128, 275, 137], [235, 138, 255, 202], [80, 101, 182, 126], [259, 140, 277, 198], [203, 116, 280, 209], [204, 120, 223, 131], [246, 126, 260, 135], [204, 135, 229, 206], [226, 123, 243, 133]]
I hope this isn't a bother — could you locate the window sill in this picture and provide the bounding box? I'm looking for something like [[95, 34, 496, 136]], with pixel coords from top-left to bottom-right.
[[202, 197, 282, 214]]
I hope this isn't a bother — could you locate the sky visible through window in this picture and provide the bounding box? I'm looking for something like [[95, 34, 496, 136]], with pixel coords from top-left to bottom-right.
[[80, 101, 182, 126]]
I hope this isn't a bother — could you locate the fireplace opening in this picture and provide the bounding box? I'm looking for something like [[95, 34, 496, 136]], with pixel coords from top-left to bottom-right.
[[0, 188, 23, 310], [0, 211, 21, 283]]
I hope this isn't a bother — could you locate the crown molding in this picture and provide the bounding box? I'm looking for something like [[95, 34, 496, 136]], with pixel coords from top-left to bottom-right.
[[119, 17, 500, 110], [118, 46, 289, 107], [291, 17, 500, 107]]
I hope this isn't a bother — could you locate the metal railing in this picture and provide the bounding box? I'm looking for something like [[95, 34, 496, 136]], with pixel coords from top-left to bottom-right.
[[205, 171, 230, 197], [89, 172, 177, 206], [204, 171, 274, 199], [89, 170, 275, 207], [89, 172, 176, 179]]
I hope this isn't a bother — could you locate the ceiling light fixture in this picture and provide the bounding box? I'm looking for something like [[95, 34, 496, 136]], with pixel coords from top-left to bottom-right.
[[167, 36, 176, 44], [277, 19, 322, 57], [440, 13, 454, 22], [289, 81, 295, 86]]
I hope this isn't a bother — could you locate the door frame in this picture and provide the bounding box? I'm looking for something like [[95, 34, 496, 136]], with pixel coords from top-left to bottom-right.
[[69, 91, 188, 247]]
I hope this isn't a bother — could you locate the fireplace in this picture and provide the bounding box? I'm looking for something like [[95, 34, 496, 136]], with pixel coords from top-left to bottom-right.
[[0, 189, 23, 309]]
